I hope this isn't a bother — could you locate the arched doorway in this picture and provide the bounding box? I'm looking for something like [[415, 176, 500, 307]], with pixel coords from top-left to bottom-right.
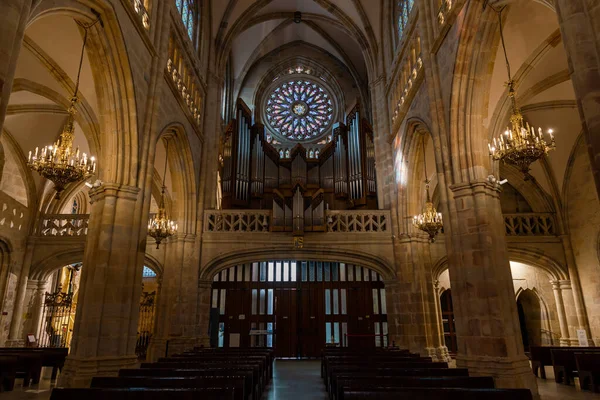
[[440, 289, 457, 355], [136, 266, 159, 360], [516, 289, 542, 352], [37, 263, 81, 348], [210, 261, 388, 358]]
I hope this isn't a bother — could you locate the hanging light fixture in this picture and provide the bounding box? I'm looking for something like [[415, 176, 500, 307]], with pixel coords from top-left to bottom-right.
[[147, 141, 178, 249], [487, 6, 555, 180], [413, 138, 443, 243], [27, 17, 101, 199]]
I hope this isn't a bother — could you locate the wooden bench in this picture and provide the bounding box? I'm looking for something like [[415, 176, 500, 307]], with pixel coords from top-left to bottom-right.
[[341, 388, 533, 400], [0, 347, 68, 381], [0, 351, 43, 387], [334, 376, 495, 400], [327, 368, 470, 395], [551, 348, 600, 385], [0, 355, 18, 392], [529, 346, 561, 379], [120, 367, 259, 399], [50, 387, 236, 400], [91, 376, 247, 400], [575, 352, 600, 392]]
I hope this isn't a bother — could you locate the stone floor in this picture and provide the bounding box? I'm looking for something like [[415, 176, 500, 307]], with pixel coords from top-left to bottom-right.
[[2, 361, 599, 399]]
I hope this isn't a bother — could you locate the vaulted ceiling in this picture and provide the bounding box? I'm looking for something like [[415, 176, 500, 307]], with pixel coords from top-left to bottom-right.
[[212, 0, 382, 89]]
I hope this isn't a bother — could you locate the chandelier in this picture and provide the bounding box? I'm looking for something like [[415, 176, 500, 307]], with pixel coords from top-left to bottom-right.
[[147, 141, 177, 249], [487, 6, 555, 180], [413, 139, 443, 243], [27, 18, 100, 199]]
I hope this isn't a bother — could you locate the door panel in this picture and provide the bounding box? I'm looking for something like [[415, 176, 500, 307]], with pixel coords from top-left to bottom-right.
[[211, 261, 387, 357]]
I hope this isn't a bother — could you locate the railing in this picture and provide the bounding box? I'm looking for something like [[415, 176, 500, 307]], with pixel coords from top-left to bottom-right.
[[204, 210, 271, 232], [132, 0, 150, 30], [326, 210, 390, 233], [166, 56, 202, 127], [504, 213, 556, 236], [35, 214, 90, 237], [437, 0, 453, 26]]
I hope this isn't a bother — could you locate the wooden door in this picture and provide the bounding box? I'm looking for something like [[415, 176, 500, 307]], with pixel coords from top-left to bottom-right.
[[275, 288, 297, 357]]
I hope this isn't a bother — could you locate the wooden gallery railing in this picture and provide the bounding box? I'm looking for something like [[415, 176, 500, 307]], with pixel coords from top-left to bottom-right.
[[204, 210, 391, 234], [325, 210, 390, 233], [504, 213, 556, 236], [204, 210, 271, 232], [35, 214, 90, 237]]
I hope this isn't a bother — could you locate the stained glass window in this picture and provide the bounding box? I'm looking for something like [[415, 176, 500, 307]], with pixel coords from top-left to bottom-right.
[[397, 0, 415, 41], [265, 80, 333, 141], [176, 0, 197, 42]]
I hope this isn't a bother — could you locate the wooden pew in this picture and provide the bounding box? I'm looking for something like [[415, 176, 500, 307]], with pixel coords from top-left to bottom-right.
[[334, 376, 495, 400], [0, 355, 18, 392], [0, 347, 68, 380], [327, 368, 470, 396], [341, 388, 533, 400], [0, 351, 43, 387], [575, 352, 600, 392], [121, 367, 259, 399], [551, 348, 600, 385], [91, 376, 247, 400], [529, 346, 560, 379], [50, 387, 236, 400]]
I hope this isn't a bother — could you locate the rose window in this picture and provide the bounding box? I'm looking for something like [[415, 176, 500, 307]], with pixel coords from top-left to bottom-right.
[[265, 80, 333, 141]]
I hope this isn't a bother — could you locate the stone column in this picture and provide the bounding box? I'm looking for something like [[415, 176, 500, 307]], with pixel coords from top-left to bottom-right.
[[560, 236, 594, 344], [448, 181, 538, 396], [550, 280, 570, 346], [432, 280, 450, 361], [558, 280, 581, 346], [554, 0, 600, 198], [388, 236, 444, 358], [196, 279, 212, 348], [0, 0, 31, 136], [147, 234, 199, 361], [6, 239, 35, 345], [59, 183, 144, 388], [368, 76, 394, 210]]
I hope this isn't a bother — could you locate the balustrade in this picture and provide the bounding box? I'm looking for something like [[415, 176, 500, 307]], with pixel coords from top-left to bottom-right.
[[132, 0, 150, 30], [504, 213, 556, 236], [437, 0, 453, 26], [35, 214, 89, 237], [204, 210, 271, 232], [326, 210, 390, 233]]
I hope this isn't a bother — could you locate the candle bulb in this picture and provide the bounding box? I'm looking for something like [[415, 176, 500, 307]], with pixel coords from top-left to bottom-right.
[[28, 151, 32, 162]]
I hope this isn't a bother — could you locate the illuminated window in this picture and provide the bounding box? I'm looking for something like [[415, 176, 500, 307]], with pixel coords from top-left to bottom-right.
[[397, 0, 415, 41], [175, 0, 197, 42], [265, 80, 333, 141]]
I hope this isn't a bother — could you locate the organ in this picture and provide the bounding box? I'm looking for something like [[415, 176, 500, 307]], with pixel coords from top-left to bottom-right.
[[219, 99, 377, 233]]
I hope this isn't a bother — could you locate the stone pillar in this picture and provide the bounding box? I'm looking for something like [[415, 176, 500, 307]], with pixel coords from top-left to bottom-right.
[[388, 236, 445, 358], [448, 181, 538, 396], [368, 76, 394, 210], [432, 280, 450, 361], [560, 236, 594, 344], [550, 280, 571, 346], [6, 240, 35, 345], [59, 183, 144, 388], [147, 234, 199, 361], [0, 0, 31, 136], [196, 279, 212, 348], [558, 280, 581, 346], [554, 0, 600, 198]]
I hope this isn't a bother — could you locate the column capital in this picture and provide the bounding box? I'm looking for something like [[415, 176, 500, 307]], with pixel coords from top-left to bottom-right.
[[89, 182, 140, 203], [449, 179, 501, 198], [198, 279, 213, 290], [550, 279, 572, 290]]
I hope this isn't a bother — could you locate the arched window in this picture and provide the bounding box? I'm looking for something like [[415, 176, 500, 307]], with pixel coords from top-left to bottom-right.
[[71, 198, 79, 214], [396, 0, 415, 41], [175, 0, 198, 42], [315, 150, 320, 159], [285, 149, 290, 159], [279, 149, 284, 158]]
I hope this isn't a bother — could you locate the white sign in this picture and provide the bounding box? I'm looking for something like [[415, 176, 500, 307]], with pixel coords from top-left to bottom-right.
[[577, 329, 589, 346]]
